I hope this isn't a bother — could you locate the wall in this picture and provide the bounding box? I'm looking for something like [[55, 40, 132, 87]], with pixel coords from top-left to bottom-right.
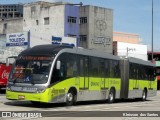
[[0, 18, 23, 34], [79, 5, 113, 53], [23, 3, 78, 47], [64, 5, 79, 37], [23, 3, 65, 47], [0, 18, 23, 62], [0, 34, 25, 62], [113, 32, 140, 44]]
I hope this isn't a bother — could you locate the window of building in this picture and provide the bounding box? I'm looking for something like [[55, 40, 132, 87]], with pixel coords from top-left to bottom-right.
[[2, 13, 7, 18], [36, 20, 39, 25], [79, 17, 87, 24], [31, 6, 36, 17], [44, 17, 49, 25], [67, 34, 76, 37], [80, 35, 87, 41], [79, 35, 87, 48], [68, 16, 77, 23], [3, 23, 7, 29]]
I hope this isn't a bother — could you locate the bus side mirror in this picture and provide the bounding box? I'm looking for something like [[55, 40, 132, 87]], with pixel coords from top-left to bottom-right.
[[56, 61, 61, 70], [6, 58, 9, 66]]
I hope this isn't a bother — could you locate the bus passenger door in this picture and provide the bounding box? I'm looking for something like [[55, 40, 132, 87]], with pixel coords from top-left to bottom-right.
[[133, 67, 139, 90], [100, 59, 105, 89], [79, 56, 89, 89], [148, 67, 154, 90]]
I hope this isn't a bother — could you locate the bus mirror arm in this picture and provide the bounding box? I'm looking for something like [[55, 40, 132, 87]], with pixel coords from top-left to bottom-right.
[[56, 61, 61, 70]]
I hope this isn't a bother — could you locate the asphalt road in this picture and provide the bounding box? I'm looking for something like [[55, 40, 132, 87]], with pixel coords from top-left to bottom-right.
[[0, 91, 160, 120]]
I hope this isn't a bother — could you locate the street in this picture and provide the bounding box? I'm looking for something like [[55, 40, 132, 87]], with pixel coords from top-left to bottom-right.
[[0, 91, 160, 120]]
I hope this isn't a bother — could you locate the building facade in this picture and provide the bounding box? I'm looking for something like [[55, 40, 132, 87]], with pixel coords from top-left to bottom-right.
[[79, 5, 113, 53], [0, 1, 114, 61], [0, 4, 24, 62], [0, 4, 23, 19], [113, 32, 140, 44], [113, 41, 148, 61], [0, 18, 23, 34], [23, 1, 79, 47]]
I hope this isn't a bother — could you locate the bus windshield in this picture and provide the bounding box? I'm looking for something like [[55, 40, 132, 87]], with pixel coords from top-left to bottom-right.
[[9, 56, 53, 84]]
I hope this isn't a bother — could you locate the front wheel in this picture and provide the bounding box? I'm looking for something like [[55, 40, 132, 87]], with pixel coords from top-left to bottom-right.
[[66, 91, 75, 106], [108, 89, 115, 103]]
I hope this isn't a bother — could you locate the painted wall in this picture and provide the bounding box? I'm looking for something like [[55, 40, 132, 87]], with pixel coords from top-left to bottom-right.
[[113, 32, 140, 44], [64, 5, 79, 37]]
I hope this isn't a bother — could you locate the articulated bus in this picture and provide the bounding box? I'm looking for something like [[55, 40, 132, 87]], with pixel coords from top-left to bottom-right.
[[6, 45, 157, 105]]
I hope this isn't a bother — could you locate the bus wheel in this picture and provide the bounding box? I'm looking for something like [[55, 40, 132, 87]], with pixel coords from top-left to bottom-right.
[[108, 89, 115, 103], [66, 91, 74, 106], [142, 89, 147, 101]]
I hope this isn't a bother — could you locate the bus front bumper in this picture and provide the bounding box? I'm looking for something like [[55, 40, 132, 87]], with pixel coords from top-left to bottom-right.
[[6, 90, 50, 103]]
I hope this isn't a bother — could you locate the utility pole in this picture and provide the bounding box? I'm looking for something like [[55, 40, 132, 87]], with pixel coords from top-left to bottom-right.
[[151, 0, 154, 61]]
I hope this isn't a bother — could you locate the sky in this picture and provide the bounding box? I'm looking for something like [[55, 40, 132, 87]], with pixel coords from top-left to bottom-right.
[[0, 0, 160, 51]]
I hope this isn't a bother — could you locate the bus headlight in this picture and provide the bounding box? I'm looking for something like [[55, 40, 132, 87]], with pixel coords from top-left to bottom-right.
[[36, 87, 46, 93]]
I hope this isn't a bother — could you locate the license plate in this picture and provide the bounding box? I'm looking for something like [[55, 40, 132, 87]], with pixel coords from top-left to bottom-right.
[[18, 95, 25, 100]]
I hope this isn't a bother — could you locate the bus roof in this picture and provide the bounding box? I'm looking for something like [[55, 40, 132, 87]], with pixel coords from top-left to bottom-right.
[[18, 44, 73, 56], [18, 44, 120, 60], [128, 57, 155, 67]]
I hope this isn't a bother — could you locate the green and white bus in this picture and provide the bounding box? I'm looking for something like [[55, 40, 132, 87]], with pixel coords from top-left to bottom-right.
[[6, 44, 157, 105]]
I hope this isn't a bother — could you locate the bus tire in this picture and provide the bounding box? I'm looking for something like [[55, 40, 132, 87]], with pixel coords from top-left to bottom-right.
[[142, 89, 147, 101], [66, 90, 75, 106], [108, 88, 115, 104]]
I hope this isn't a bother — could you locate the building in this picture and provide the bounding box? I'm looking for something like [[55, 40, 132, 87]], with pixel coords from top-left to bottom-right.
[[0, 4, 23, 19], [23, 1, 79, 47], [0, 18, 23, 34], [113, 41, 148, 61], [113, 32, 140, 44], [79, 5, 113, 53], [0, 1, 114, 61], [113, 31, 148, 60], [0, 4, 24, 62], [0, 4, 23, 35]]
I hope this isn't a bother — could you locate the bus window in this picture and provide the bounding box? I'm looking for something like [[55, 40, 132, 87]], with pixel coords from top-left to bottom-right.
[[67, 62, 73, 77], [110, 60, 120, 78], [105, 59, 110, 77], [50, 53, 78, 84], [113, 60, 120, 78]]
